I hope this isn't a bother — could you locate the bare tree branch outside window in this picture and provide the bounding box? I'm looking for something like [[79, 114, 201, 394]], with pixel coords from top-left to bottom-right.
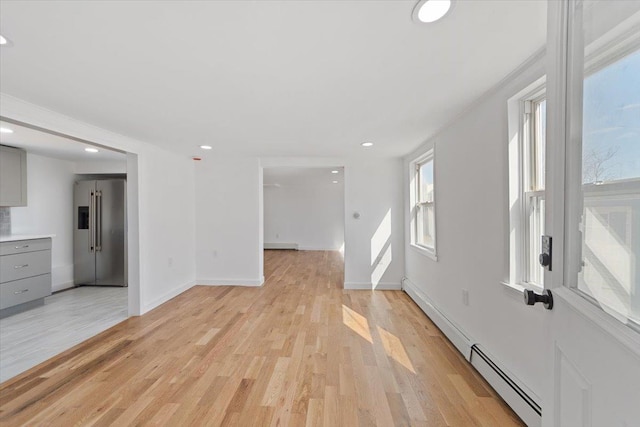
[[583, 146, 620, 184]]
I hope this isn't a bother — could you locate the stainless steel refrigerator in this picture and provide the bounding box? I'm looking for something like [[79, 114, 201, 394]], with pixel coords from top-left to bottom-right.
[[73, 179, 127, 287]]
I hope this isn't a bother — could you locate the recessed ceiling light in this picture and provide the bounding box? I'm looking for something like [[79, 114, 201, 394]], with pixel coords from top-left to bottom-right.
[[0, 35, 7, 45], [331, 170, 339, 174], [332, 180, 339, 184], [361, 142, 374, 147], [85, 147, 99, 153], [200, 145, 212, 150], [414, 0, 452, 23], [0, 127, 14, 134]]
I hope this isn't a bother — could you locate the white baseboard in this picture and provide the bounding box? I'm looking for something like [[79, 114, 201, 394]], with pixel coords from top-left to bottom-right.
[[197, 276, 265, 287], [141, 280, 196, 314], [264, 243, 298, 250], [52, 264, 74, 292], [52, 280, 75, 293], [344, 281, 401, 290], [298, 246, 342, 251], [402, 278, 472, 359], [403, 278, 540, 425]]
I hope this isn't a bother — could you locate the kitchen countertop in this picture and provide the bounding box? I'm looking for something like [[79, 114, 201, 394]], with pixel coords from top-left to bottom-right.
[[0, 234, 56, 243]]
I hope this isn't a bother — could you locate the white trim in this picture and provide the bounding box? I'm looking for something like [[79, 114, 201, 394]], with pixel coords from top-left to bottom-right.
[[409, 243, 437, 261], [297, 246, 343, 251], [198, 276, 265, 287], [500, 280, 544, 296], [343, 282, 401, 291], [141, 280, 196, 315], [264, 242, 298, 250], [402, 278, 472, 358], [52, 281, 76, 293], [408, 145, 437, 260]]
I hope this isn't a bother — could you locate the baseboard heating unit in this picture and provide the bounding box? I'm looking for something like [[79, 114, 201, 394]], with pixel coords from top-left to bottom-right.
[[470, 345, 542, 427]]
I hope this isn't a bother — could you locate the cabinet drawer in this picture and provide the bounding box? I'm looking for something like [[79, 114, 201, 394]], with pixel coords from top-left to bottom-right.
[[0, 274, 51, 310], [0, 250, 52, 283], [0, 239, 52, 256]]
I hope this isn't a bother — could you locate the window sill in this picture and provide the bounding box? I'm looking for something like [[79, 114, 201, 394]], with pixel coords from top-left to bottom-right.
[[410, 244, 437, 261], [500, 281, 543, 297]]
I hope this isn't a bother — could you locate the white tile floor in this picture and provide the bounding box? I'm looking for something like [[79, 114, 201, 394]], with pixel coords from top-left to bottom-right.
[[0, 286, 127, 383]]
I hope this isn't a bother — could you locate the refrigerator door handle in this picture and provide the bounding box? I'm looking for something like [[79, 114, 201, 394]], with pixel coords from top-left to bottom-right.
[[89, 190, 95, 252], [96, 190, 102, 252]]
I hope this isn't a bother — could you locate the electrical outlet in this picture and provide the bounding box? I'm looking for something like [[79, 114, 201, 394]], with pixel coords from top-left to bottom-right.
[[462, 289, 469, 306]]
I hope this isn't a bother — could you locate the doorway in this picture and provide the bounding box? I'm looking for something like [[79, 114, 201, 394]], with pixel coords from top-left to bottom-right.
[[262, 167, 346, 286], [0, 118, 136, 382]]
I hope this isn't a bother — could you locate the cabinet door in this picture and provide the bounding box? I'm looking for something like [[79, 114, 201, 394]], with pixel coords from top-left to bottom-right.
[[0, 146, 27, 207]]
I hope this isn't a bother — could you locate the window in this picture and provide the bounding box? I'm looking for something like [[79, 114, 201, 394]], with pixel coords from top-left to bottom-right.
[[410, 149, 436, 259], [523, 96, 546, 286], [507, 81, 546, 289]]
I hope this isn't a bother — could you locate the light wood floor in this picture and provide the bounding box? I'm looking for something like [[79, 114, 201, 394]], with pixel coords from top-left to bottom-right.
[[0, 286, 128, 383], [0, 250, 523, 426]]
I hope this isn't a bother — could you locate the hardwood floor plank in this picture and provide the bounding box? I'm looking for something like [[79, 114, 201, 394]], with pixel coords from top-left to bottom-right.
[[0, 250, 524, 426]]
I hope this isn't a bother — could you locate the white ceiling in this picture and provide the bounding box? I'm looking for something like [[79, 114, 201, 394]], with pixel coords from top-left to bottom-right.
[[0, 1, 546, 159], [264, 167, 343, 187], [0, 121, 126, 162]]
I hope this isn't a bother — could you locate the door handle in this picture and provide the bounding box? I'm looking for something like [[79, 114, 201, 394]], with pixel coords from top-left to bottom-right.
[[96, 190, 102, 251], [14, 289, 29, 294], [90, 190, 95, 252], [14, 245, 29, 249], [14, 264, 29, 269], [524, 289, 553, 310]]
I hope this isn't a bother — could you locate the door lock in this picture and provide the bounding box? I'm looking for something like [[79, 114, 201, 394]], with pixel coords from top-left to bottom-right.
[[524, 289, 553, 310], [539, 235, 552, 271]]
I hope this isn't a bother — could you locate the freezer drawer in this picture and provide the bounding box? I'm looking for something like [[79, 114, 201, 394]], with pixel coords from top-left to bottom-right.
[[0, 250, 52, 284], [0, 274, 51, 310], [0, 238, 52, 256]]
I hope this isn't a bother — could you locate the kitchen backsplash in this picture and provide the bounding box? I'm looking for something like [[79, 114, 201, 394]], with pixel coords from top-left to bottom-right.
[[0, 207, 11, 236]]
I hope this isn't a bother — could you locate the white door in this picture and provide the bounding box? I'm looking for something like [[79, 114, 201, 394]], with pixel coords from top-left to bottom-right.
[[541, 1, 640, 426]]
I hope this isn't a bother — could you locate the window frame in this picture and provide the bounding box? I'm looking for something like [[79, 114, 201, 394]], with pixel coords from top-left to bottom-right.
[[410, 147, 437, 261], [506, 80, 546, 293], [522, 93, 547, 287]]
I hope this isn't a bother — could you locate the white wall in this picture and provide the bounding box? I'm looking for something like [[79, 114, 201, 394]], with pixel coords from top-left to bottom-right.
[[1, 94, 198, 315], [75, 160, 126, 174], [195, 157, 264, 285], [264, 182, 344, 250], [11, 153, 76, 291], [344, 158, 405, 290], [403, 54, 547, 399]]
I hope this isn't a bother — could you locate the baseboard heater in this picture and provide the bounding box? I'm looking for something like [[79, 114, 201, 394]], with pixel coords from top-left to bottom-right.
[[470, 345, 542, 427], [264, 243, 298, 250]]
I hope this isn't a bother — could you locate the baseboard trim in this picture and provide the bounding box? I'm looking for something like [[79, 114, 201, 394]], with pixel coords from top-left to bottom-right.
[[52, 280, 75, 293], [141, 280, 196, 314], [298, 246, 342, 251], [344, 282, 401, 290], [402, 277, 472, 359], [197, 276, 265, 287], [264, 243, 298, 250], [403, 277, 540, 425]]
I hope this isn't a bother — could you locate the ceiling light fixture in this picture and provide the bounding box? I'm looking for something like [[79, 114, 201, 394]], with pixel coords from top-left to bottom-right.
[[0, 127, 14, 134], [332, 181, 339, 184], [361, 142, 374, 147], [331, 170, 339, 174], [85, 147, 99, 153], [414, 0, 452, 23], [200, 145, 212, 150], [0, 35, 8, 45]]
